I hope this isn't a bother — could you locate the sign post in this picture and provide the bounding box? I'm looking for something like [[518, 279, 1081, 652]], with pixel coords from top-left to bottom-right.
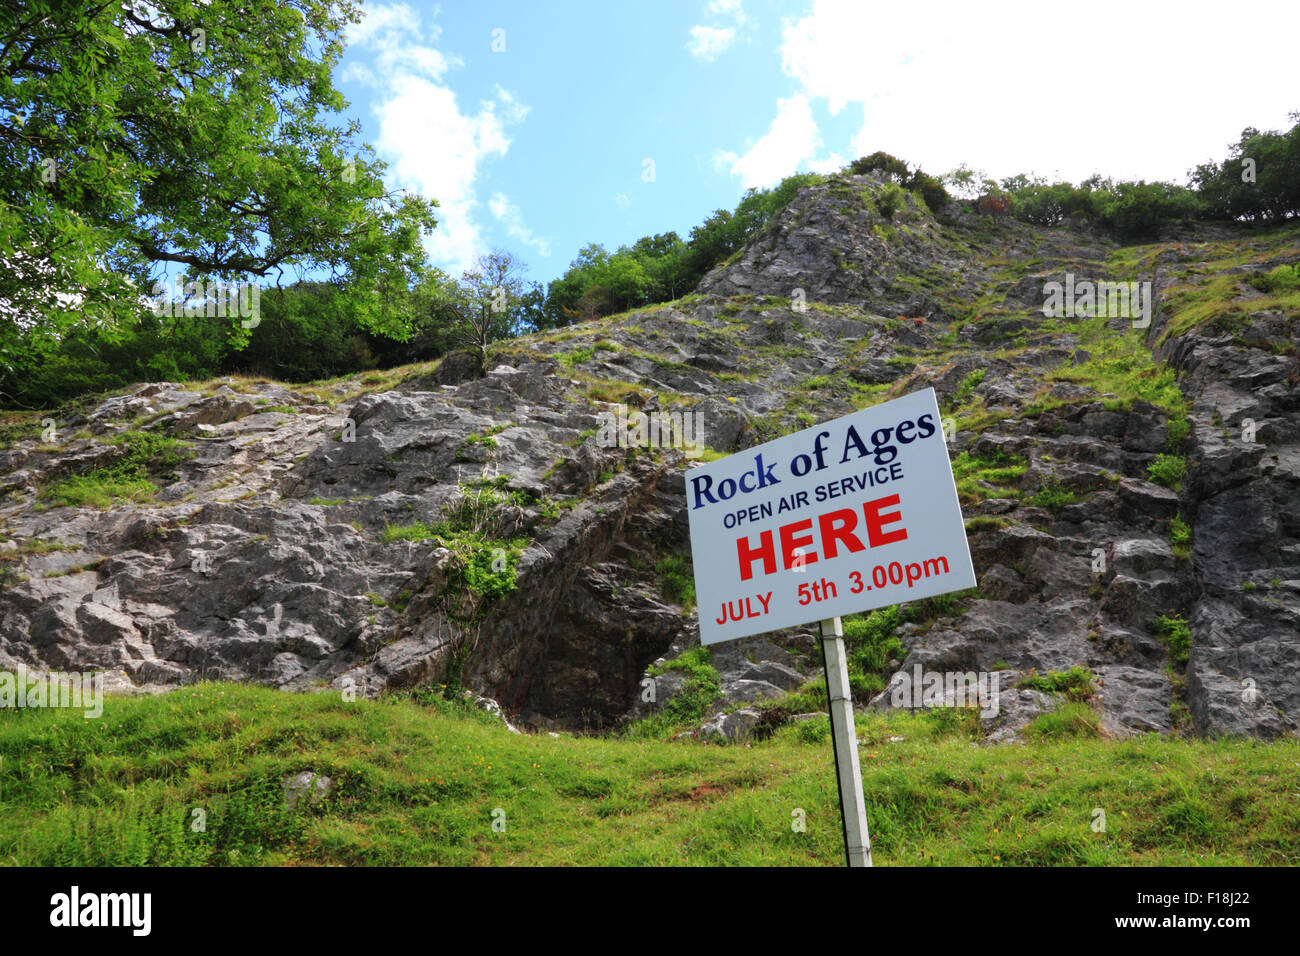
[[820, 616, 872, 866], [682, 387, 975, 867]]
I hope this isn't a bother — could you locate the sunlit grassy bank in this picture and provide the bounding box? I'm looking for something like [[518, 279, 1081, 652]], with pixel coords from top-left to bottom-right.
[[1, 683, 1296, 866]]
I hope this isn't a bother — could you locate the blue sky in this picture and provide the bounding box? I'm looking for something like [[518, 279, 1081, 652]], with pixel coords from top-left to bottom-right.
[[335, 0, 1300, 288]]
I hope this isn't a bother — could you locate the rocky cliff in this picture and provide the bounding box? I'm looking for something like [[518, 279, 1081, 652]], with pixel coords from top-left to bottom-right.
[[2, 173, 1297, 739]]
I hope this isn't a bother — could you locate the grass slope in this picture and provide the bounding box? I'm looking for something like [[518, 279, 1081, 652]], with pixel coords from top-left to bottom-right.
[[1, 683, 1297, 866]]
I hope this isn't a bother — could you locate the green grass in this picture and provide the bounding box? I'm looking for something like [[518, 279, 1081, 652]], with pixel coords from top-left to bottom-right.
[[950, 450, 1028, 505], [586, 380, 648, 405], [1016, 666, 1096, 702], [1024, 702, 1102, 740], [964, 516, 1009, 533], [38, 473, 157, 509], [557, 346, 596, 368], [1028, 479, 1077, 513], [39, 430, 193, 508], [1039, 305, 1188, 419], [1159, 267, 1300, 342], [379, 523, 525, 608], [2, 682, 1298, 865], [0, 412, 50, 448]]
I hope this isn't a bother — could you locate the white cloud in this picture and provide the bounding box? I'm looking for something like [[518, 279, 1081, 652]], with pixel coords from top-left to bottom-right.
[[715, 94, 835, 189], [808, 152, 846, 174], [687, 25, 736, 61], [774, 0, 1300, 186], [345, 2, 421, 49], [706, 0, 745, 16], [493, 86, 530, 125], [344, 3, 529, 274], [489, 192, 552, 258], [345, 3, 458, 84], [687, 0, 746, 61]]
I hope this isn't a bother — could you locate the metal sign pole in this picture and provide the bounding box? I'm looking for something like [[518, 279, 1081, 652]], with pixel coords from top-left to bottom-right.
[[820, 616, 872, 867]]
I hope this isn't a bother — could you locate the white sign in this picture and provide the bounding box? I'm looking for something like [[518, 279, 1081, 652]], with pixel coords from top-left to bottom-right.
[[685, 387, 976, 645]]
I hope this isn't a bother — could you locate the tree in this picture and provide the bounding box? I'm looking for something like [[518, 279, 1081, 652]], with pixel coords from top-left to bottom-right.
[[681, 208, 741, 287], [0, 0, 436, 391], [1190, 116, 1300, 224], [942, 165, 985, 200], [637, 232, 689, 301], [433, 251, 532, 372], [227, 281, 380, 381], [602, 252, 651, 312]]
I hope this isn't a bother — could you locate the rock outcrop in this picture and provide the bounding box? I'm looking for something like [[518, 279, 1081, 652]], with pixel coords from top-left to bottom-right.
[[1, 174, 1296, 739]]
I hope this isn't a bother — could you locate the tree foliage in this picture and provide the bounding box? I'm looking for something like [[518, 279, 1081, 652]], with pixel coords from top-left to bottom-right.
[[0, 0, 436, 396], [541, 172, 830, 327], [1191, 116, 1300, 224]]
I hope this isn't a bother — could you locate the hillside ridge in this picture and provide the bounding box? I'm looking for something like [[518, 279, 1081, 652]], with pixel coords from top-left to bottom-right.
[[2, 173, 1297, 740]]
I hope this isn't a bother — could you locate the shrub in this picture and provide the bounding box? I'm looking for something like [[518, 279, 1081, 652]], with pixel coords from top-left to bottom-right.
[[633, 647, 721, 736], [1100, 181, 1202, 239], [1166, 416, 1191, 451], [877, 182, 906, 220], [952, 368, 986, 406], [655, 554, 696, 613], [656, 554, 696, 612], [976, 192, 1014, 218], [796, 715, 831, 744], [849, 150, 909, 181], [849, 672, 885, 699], [1247, 263, 1300, 295], [908, 170, 949, 210]]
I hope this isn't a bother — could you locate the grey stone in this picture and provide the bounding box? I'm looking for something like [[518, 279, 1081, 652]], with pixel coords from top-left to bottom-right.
[[283, 771, 333, 808], [700, 707, 761, 741]]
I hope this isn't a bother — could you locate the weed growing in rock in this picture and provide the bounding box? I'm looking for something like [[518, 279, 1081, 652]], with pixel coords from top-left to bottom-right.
[[1147, 454, 1186, 490], [380, 484, 527, 621], [951, 368, 986, 408], [1028, 479, 1076, 513], [627, 647, 721, 738], [1169, 516, 1192, 560], [1016, 666, 1096, 702], [843, 605, 903, 675], [39, 430, 193, 509], [1154, 614, 1192, 664], [655, 553, 696, 613]]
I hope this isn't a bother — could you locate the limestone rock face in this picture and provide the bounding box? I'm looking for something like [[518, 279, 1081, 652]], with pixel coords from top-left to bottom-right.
[[1, 176, 1296, 740]]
